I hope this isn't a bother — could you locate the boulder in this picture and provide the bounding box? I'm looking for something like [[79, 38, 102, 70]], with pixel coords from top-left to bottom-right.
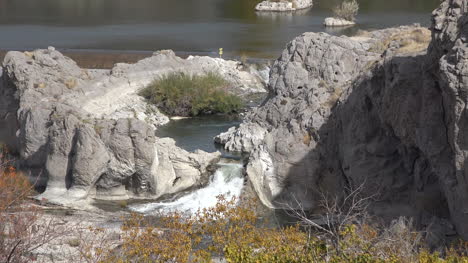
[[77, 50, 267, 123], [324, 17, 356, 27], [255, 0, 313, 12], [215, 123, 268, 153], [0, 49, 261, 207]]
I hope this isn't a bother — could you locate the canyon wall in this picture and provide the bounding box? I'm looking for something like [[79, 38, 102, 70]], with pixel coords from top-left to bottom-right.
[[216, 0, 468, 239]]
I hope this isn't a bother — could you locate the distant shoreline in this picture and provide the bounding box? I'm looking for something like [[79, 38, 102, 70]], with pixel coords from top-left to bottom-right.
[[0, 49, 275, 69], [0, 49, 152, 69]]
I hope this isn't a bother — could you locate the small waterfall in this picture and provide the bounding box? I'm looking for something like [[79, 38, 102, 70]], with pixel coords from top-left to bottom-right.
[[129, 161, 244, 216]]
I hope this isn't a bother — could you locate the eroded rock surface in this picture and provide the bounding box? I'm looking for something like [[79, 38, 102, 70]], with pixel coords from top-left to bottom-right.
[[255, 0, 313, 12], [324, 17, 356, 27], [217, 0, 468, 239], [0, 49, 272, 206]]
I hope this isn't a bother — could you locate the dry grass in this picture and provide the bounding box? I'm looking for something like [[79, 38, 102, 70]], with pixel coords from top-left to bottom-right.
[[369, 28, 431, 54], [23, 51, 34, 59], [33, 83, 46, 89], [333, 0, 359, 22], [64, 78, 77, 89], [324, 87, 344, 108], [354, 29, 372, 38], [302, 132, 311, 145], [67, 238, 81, 247]]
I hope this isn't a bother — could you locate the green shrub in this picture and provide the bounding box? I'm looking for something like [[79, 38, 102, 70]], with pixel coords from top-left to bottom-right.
[[333, 0, 359, 21], [139, 72, 244, 117]]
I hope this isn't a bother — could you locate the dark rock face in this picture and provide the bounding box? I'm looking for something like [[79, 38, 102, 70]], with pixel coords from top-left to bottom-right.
[[216, 0, 468, 239], [427, 0, 468, 238]]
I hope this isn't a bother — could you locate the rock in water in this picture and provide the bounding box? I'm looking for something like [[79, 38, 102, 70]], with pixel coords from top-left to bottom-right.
[[324, 17, 356, 27], [255, 0, 313, 12], [0, 49, 269, 206], [216, 0, 468, 239]]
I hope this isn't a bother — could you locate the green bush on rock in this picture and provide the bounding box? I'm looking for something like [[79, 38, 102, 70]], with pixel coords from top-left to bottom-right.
[[139, 72, 244, 117]]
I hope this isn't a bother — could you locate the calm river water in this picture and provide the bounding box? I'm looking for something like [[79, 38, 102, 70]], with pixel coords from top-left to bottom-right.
[[156, 115, 241, 154], [0, 0, 439, 59]]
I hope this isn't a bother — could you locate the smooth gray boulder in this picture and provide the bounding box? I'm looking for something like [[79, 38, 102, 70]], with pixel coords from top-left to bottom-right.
[[216, 0, 468, 239], [324, 17, 356, 27]]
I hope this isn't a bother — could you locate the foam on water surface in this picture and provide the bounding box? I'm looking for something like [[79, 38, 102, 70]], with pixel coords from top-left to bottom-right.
[[129, 162, 244, 216]]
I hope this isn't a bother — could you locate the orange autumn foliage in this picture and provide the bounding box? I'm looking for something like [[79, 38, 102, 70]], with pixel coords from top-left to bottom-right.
[[0, 147, 36, 263], [0, 146, 65, 263], [0, 164, 32, 212], [0, 146, 34, 210]]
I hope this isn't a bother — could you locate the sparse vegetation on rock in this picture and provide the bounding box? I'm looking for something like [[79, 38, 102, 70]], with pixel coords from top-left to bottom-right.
[[332, 0, 359, 22], [365, 27, 432, 54], [1, 163, 467, 263], [139, 72, 244, 116]]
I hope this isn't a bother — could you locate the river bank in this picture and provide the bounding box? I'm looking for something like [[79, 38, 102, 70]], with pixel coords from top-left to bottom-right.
[[0, 0, 439, 62], [0, 49, 275, 69], [0, 49, 150, 69]]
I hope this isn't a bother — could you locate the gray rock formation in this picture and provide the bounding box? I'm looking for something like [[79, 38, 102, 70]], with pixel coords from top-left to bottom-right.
[[255, 0, 313, 12], [324, 17, 356, 27], [216, 0, 468, 239], [0, 49, 271, 206]]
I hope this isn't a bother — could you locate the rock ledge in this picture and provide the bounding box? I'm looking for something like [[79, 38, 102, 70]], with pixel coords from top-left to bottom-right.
[[324, 17, 356, 27]]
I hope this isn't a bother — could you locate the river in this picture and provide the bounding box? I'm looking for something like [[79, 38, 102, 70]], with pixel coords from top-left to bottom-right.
[[155, 115, 241, 155], [110, 115, 242, 216], [4, 0, 439, 217], [0, 0, 440, 59]]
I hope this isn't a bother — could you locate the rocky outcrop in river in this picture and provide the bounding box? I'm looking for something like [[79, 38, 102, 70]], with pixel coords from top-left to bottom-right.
[[255, 0, 313, 12], [216, 0, 468, 239], [0, 49, 266, 206], [323, 17, 356, 27]]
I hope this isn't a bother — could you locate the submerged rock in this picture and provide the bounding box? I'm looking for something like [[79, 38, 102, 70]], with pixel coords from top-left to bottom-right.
[[0, 49, 276, 207], [216, 0, 468, 239], [324, 17, 356, 27], [255, 0, 313, 12]]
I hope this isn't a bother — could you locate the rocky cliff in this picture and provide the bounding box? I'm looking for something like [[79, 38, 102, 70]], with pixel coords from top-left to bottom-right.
[[0, 49, 266, 207], [216, 0, 468, 239]]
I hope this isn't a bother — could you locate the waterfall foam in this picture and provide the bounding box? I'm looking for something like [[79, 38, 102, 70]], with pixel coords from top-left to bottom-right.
[[129, 162, 244, 215]]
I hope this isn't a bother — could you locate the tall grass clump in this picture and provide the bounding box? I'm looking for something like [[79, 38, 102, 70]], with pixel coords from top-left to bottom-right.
[[333, 0, 359, 21], [139, 72, 244, 117]]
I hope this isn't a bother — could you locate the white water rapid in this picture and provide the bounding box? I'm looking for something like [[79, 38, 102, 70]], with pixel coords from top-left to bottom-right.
[[129, 162, 244, 216]]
